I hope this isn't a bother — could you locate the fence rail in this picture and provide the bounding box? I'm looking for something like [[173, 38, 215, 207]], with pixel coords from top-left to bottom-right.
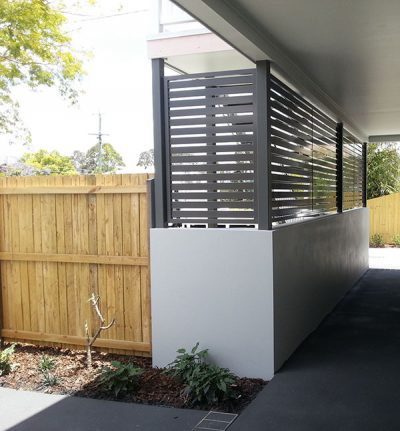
[[0, 174, 152, 355]]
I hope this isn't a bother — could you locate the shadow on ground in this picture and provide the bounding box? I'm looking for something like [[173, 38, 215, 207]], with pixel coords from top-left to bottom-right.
[[230, 269, 400, 431], [0, 387, 205, 431]]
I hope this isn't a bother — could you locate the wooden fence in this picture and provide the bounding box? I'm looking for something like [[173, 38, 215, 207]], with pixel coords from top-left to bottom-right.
[[0, 174, 152, 355], [368, 192, 400, 243]]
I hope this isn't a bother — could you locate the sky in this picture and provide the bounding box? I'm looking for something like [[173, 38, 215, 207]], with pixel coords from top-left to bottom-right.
[[2, 0, 154, 173]]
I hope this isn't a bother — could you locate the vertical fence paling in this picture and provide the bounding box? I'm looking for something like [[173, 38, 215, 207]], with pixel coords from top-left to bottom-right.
[[0, 174, 152, 355], [368, 192, 400, 243]]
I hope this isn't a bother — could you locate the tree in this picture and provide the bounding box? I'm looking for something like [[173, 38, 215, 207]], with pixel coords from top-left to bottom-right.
[[21, 149, 77, 175], [136, 149, 154, 170], [71, 143, 125, 174], [367, 143, 400, 199], [0, 0, 84, 143]]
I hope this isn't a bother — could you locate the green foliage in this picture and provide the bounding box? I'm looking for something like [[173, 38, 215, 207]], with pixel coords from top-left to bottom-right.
[[0, 0, 84, 142], [167, 344, 237, 406], [0, 344, 15, 376], [71, 143, 125, 174], [184, 363, 237, 406], [41, 372, 60, 387], [99, 361, 143, 397], [38, 355, 56, 373], [392, 234, 400, 247], [166, 342, 208, 382], [136, 149, 154, 170], [367, 143, 400, 199], [20, 149, 77, 175], [37, 354, 59, 386], [370, 233, 384, 248]]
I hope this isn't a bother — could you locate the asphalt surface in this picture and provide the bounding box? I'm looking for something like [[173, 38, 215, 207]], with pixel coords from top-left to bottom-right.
[[0, 388, 205, 431], [231, 268, 400, 431]]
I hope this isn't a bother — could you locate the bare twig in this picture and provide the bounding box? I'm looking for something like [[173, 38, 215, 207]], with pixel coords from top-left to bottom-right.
[[85, 293, 115, 367]]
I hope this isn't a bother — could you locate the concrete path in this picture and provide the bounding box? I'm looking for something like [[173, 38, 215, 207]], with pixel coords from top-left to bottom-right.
[[369, 247, 400, 269], [0, 388, 205, 431], [230, 268, 400, 431]]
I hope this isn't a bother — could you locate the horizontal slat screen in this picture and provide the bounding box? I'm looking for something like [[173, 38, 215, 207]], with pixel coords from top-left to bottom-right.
[[343, 130, 363, 210], [270, 75, 337, 223], [165, 69, 256, 226], [161, 67, 365, 228]]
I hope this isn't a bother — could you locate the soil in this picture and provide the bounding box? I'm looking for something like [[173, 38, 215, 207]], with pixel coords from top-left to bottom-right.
[[0, 342, 266, 413]]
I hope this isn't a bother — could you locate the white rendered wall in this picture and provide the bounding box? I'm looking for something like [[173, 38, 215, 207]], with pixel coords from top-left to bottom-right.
[[150, 229, 275, 379], [272, 208, 369, 370], [150, 209, 369, 379]]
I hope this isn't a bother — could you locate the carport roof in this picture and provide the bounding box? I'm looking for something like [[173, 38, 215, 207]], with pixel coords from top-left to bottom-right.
[[172, 0, 400, 142]]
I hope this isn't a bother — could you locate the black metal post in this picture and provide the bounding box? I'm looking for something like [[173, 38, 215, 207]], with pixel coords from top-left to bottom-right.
[[255, 60, 272, 230], [362, 142, 367, 207], [336, 122, 344, 213], [147, 178, 156, 229], [152, 58, 168, 227]]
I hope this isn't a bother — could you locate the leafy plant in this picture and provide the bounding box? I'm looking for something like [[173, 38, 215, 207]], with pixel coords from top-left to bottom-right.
[[393, 234, 400, 247], [38, 354, 59, 386], [0, 344, 15, 376], [184, 363, 237, 405], [41, 372, 60, 387], [166, 343, 208, 382], [99, 361, 143, 397], [38, 355, 56, 373], [370, 233, 385, 248], [167, 344, 238, 406]]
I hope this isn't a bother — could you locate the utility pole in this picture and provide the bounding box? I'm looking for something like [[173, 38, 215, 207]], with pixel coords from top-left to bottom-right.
[[89, 113, 109, 173]]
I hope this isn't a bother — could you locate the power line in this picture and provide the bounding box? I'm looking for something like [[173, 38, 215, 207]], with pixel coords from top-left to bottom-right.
[[69, 9, 148, 24]]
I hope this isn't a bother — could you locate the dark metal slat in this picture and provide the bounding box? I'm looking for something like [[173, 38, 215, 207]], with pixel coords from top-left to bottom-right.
[[170, 143, 254, 154], [171, 163, 254, 173], [171, 124, 253, 135], [169, 104, 254, 117], [171, 183, 254, 191], [171, 191, 253, 199], [170, 85, 254, 98], [170, 114, 254, 127], [169, 95, 254, 108], [170, 134, 254, 145]]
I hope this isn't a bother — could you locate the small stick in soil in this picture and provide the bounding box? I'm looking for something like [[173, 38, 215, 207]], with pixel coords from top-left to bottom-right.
[[85, 293, 115, 368]]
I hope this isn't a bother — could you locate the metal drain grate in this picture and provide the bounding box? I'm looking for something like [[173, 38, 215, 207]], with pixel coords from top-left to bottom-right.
[[192, 411, 238, 431]]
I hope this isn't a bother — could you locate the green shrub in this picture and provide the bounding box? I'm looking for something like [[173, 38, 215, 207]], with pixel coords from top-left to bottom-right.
[[0, 344, 15, 376], [370, 233, 384, 248], [38, 355, 59, 386], [184, 363, 237, 405], [41, 372, 60, 387], [38, 355, 56, 373], [167, 343, 238, 406], [393, 234, 400, 247], [166, 342, 208, 382], [99, 361, 143, 397]]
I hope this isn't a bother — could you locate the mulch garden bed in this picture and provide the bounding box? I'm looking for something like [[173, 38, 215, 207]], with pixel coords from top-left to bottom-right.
[[0, 342, 266, 413]]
